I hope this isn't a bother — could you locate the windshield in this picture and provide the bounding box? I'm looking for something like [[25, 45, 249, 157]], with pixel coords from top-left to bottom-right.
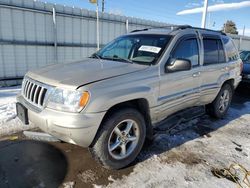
[[92, 34, 172, 65], [240, 51, 250, 62]]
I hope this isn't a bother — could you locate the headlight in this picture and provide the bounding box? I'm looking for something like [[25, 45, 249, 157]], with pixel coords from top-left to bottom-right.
[[46, 88, 90, 112]]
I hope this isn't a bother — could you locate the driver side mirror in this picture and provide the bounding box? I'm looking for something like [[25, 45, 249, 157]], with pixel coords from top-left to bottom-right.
[[165, 58, 192, 73]]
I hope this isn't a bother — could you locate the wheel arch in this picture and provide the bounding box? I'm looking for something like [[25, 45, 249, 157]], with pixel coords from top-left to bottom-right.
[[222, 78, 234, 89], [90, 98, 153, 146], [211, 78, 235, 103]]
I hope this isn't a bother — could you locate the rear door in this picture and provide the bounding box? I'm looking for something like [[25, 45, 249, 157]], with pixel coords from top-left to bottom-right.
[[199, 35, 227, 104], [156, 35, 202, 122]]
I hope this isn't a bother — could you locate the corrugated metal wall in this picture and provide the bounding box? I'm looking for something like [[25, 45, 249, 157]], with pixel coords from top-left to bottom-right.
[[0, 0, 166, 81], [0, 0, 250, 83], [228, 34, 250, 51]]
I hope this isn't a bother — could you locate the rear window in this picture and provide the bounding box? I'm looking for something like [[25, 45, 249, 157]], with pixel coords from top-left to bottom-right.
[[203, 38, 226, 65], [222, 36, 239, 62]]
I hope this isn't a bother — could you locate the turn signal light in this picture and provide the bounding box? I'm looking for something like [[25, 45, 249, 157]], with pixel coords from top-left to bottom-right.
[[79, 91, 90, 107]]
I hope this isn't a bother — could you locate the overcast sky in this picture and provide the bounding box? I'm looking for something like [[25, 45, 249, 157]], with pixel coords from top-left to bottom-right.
[[38, 0, 250, 36]]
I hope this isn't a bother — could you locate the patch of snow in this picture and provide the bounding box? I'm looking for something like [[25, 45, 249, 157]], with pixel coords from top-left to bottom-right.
[[0, 86, 20, 125], [62, 181, 75, 188], [107, 176, 116, 183], [78, 169, 97, 183], [0, 102, 16, 125], [93, 185, 103, 188], [0, 86, 36, 136]]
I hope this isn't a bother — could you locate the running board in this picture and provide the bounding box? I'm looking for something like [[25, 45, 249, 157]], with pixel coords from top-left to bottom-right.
[[153, 106, 205, 132]]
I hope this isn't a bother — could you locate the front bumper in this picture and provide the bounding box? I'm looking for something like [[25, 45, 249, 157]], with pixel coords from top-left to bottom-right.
[[17, 95, 106, 147]]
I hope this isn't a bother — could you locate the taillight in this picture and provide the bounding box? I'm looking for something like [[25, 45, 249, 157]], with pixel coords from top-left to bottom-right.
[[240, 60, 243, 73]]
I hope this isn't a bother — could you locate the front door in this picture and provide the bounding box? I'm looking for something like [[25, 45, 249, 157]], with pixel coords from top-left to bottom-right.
[[156, 36, 202, 122]]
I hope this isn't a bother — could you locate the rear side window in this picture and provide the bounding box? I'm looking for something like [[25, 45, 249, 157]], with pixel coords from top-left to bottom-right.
[[172, 38, 199, 67], [203, 39, 218, 64], [203, 38, 226, 65], [222, 36, 239, 61]]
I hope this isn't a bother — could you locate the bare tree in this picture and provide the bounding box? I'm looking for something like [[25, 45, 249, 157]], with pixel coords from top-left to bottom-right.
[[222, 20, 238, 35]]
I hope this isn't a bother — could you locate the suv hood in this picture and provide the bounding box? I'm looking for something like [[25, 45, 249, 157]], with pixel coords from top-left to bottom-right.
[[27, 58, 148, 89]]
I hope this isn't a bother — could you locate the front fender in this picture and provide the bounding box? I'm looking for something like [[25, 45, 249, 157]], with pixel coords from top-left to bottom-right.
[[84, 86, 156, 113]]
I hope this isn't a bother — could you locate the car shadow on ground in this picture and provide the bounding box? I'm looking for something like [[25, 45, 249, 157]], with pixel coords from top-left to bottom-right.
[[135, 82, 250, 165], [0, 138, 133, 188], [0, 140, 68, 188]]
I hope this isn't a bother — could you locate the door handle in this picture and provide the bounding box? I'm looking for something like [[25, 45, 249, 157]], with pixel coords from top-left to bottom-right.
[[192, 72, 201, 77]]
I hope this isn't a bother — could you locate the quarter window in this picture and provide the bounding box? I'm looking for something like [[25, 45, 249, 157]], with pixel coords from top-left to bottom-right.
[[172, 38, 199, 67], [222, 36, 239, 61]]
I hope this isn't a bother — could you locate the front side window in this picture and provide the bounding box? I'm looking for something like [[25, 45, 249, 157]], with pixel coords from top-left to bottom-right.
[[92, 34, 172, 65], [203, 38, 226, 65], [172, 38, 199, 67]]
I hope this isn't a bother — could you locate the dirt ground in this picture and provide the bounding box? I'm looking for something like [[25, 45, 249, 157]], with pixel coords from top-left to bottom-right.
[[0, 82, 249, 188]]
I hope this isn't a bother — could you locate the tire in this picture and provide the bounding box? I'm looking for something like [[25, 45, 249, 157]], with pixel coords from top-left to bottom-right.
[[89, 108, 146, 169], [206, 83, 233, 118]]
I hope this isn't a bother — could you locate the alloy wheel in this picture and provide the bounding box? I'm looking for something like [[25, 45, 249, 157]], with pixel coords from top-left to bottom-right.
[[108, 119, 140, 160], [219, 89, 230, 113]]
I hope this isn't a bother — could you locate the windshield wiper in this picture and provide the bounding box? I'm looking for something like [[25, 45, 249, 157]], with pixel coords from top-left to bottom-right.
[[111, 55, 134, 64], [90, 53, 102, 60]]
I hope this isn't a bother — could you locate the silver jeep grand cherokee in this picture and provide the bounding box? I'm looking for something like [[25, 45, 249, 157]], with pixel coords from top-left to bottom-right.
[[16, 25, 242, 169]]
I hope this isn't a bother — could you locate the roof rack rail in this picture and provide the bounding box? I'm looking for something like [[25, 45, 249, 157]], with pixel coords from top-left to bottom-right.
[[130, 25, 191, 33], [189, 26, 226, 35], [130, 24, 226, 35], [150, 25, 192, 30], [130, 28, 149, 33]]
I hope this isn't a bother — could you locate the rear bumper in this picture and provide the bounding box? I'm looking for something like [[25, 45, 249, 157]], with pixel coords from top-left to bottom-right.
[[17, 95, 106, 147]]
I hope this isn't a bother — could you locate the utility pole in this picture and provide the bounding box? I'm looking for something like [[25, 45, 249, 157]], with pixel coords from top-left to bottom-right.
[[239, 25, 245, 50], [102, 0, 105, 12], [89, 0, 100, 50], [207, 12, 211, 28], [96, 0, 100, 50], [201, 0, 208, 28]]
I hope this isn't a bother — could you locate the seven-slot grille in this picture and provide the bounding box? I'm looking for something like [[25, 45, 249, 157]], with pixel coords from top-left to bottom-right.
[[22, 77, 49, 108]]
